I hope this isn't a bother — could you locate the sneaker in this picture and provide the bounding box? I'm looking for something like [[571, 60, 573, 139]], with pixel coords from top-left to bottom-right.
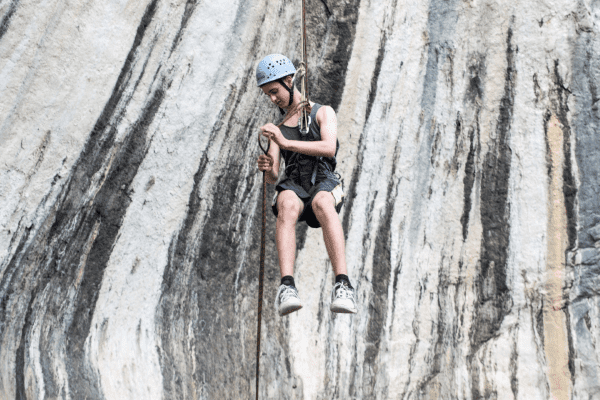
[[330, 281, 357, 314], [275, 284, 303, 316]]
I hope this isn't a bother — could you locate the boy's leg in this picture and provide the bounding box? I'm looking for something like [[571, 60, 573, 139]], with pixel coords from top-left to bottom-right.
[[312, 191, 357, 314], [311, 191, 347, 276], [276, 190, 303, 277], [275, 190, 304, 316]]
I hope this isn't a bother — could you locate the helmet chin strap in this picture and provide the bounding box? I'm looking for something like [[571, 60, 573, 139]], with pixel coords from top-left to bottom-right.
[[277, 78, 294, 107]]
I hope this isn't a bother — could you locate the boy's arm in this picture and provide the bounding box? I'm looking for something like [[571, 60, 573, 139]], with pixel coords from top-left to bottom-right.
[[265, 140, 280, 184], [257, 138, 280, 185], [260, 106, 337, 158]]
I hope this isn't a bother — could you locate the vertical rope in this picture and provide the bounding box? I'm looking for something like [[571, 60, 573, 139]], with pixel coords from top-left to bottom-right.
[[300, 0, 310, 132], [255, 130, 270, 399], [302, 0, 309, 101], [255, 168, 267, 400]]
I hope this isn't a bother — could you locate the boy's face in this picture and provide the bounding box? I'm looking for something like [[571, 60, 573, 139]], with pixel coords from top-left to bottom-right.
[[261, 77, 292, 107]]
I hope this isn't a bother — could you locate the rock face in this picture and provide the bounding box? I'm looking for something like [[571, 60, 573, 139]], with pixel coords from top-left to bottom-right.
[[1, 0, 599, 399]]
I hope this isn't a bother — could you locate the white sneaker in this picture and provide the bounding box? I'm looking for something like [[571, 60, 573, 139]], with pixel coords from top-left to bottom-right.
[[330, 281, 357, 314], [275, 284, 303, 316]]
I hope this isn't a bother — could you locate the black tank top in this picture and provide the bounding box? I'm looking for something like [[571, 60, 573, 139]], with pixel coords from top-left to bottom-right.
[[278, 103, 339, 189]]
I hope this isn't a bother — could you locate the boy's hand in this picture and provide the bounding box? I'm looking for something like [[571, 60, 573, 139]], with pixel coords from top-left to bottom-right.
[[260, 123, 287, 149], [257, 154, 273, 172]]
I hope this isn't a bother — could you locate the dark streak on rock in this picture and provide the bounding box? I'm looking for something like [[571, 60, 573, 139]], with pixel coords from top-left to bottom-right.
[[547, 59, 579, 382], [430, 125, 442, 167], [15, 294, 34, 400], [533, 73, 542, 103], [0, 222, 32, 315], [400, 279, 428, 399], [65, 80, 165, 399], [155, 144, 209, 388], [510, 326, 519, 398], [295, 223, 309, 253], [24, 131, 53, 182], [1, 1, 162, 397], [362, 191, 379, 261], [389, 250, 403, 334], [365, 32, 388, 123], [551, 61, 577, 250], [417, 269, 446, 396], [461, 126, 476, 241], [536, 299, 544, 348], [564, 306, 576, 380], [90, 0, 159, 145], [319, 0, 332, 18], [169, 0, 198, 54], [469, 21, 515, 397], [466, 62, 484, 104], [361, 172, 395, 395], [341, 133, 365, 238], [316, 268, 331, 330], [309, 0, 362, 111], [543, 110, 553, 177], [0, 0, 19, 42], [449, 113, 462, 173], [157, 150, 213, 399], [460, 54, 486, 244]]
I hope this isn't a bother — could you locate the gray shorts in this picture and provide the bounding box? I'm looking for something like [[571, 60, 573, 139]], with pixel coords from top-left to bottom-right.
[[272, 179, 344, 228]]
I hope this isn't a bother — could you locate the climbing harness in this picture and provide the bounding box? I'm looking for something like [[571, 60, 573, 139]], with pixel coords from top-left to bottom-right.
[[255, 1, 311, 399]]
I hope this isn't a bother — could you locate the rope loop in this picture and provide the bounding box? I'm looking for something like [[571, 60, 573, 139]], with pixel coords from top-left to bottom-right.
[[258, 130, 270, 155]]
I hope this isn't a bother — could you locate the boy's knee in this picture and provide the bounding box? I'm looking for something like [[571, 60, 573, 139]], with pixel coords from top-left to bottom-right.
[[278, 194, 302, 219], [312, 192, 334, 217]]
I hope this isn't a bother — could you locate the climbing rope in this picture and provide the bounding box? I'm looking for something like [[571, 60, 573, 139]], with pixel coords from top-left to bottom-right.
[[255, 1, 310, 399], [255, 134, 269, 400], [299, 0, 310, 134]]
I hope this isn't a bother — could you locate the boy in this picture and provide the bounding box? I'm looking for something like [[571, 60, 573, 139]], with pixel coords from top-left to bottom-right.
[[255, 54, 357, 316]]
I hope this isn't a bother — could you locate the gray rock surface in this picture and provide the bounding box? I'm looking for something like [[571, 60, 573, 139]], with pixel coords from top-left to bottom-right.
[[1, 0, 599, 399]]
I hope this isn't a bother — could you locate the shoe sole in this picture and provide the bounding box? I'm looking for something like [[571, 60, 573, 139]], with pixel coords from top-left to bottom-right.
[[330, 306, 357, 314], [280, 305, 302, 316]]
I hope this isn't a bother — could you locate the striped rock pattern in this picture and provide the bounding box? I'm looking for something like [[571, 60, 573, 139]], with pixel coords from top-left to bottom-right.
[[1, 0, 599, 399]]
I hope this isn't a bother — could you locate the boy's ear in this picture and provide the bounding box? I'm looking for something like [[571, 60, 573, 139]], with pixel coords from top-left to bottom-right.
[[285, 75, 294, 87]]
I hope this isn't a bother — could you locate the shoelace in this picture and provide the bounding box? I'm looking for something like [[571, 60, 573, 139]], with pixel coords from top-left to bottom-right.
[[279, 285, 299, 304], [334, 282, 354, 300]]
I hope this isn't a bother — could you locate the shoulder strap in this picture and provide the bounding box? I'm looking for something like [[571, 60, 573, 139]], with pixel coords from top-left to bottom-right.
[[309, 103, 323, 141]]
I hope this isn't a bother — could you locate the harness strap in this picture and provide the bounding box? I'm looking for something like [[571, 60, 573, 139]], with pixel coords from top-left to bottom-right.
[[311, 157, 321, 186]]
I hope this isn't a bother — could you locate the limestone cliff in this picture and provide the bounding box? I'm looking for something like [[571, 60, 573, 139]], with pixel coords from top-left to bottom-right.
[[1, 0, 599, 399]]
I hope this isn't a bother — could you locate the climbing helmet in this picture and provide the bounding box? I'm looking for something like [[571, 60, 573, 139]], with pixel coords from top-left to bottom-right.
[[256, 54, 296, 87]]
